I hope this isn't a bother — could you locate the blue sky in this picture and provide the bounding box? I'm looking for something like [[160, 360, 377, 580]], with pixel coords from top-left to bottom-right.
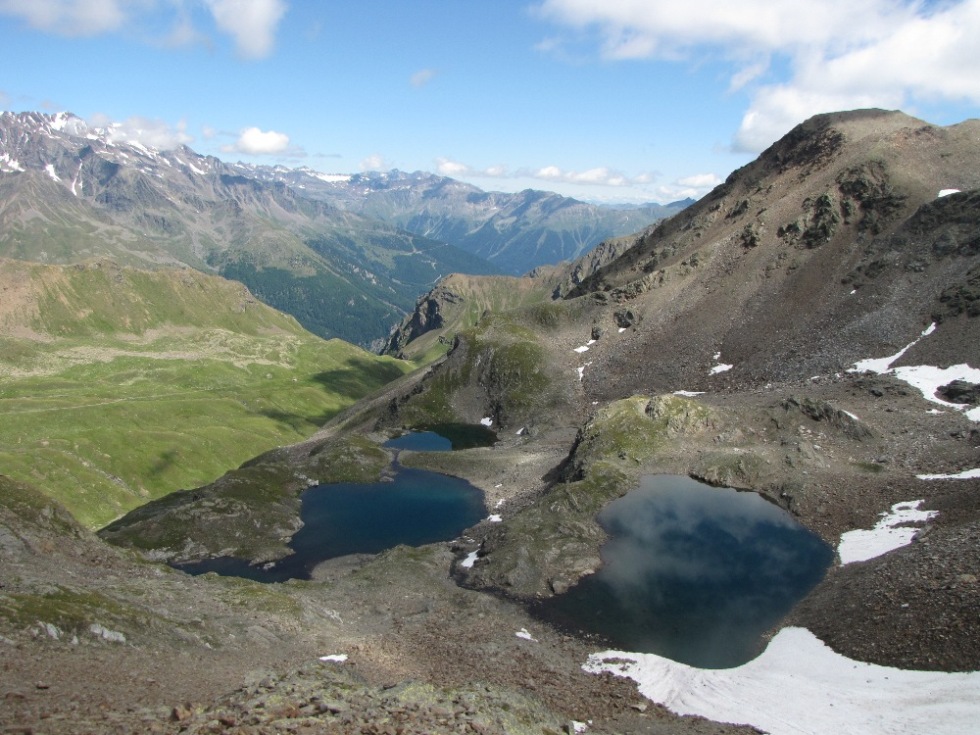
[[2, 0, 979, 203]]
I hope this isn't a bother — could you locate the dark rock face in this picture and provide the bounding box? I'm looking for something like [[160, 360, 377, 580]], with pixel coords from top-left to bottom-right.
[[780, 397, 873, 440], [938, 380, 980, 405], [382, 285, 462, 356], [935, 266, 980, 320]]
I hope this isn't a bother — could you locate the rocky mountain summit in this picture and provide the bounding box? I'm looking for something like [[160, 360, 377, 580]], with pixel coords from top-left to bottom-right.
[[4, 109, 980, 734]]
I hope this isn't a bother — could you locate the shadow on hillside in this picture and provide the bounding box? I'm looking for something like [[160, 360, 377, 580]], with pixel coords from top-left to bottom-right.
[[258, 356, 406, 431], [310, 356, 406, 396], [148, 449, 179, 478], [259, 409, 320, 433]]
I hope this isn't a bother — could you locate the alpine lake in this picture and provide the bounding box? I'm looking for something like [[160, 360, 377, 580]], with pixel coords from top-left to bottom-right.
[[174, 426, 494, 583], [531, 474, 834, 668], [178, 431, 832, 669]]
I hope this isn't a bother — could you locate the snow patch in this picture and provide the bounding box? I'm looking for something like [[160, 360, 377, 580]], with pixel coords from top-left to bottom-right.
[[709, 363, 733, 375], [515, 628, 537, 642], [318, 654, 348, 663], [460, 550, 480, 569], [583, 626, 980, 735], [480, 416, 493, 427], [917, 468, 980, 481], [70, 163, 83, 196], [673, 390, 704, 397], [849, 323, 980, 423], [0, 153, 25, 172], [574, 339, 596, 353], [837, 500, 936, 565], [487, 514, 502, 523], [44, 163, 60, 182], [938, 188, 961, 197]]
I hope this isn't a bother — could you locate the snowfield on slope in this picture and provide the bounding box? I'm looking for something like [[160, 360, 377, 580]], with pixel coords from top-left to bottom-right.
[[849, 323, 980, 421], [837, 500, 937, 565], [584, 626, 980, 735]]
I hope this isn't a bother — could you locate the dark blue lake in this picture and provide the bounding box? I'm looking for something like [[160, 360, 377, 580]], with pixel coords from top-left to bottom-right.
[[532, 475, 833, 668], [385, 424, 497, 451], [175, 467, 486, 583], [383, 431, 452, 452]]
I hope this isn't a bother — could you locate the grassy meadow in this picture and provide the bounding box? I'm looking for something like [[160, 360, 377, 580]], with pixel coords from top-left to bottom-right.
[[0, 260, 412, 529]]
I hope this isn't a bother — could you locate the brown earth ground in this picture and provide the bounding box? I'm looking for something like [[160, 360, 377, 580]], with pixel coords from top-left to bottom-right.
[[2, 370, 978, 733]]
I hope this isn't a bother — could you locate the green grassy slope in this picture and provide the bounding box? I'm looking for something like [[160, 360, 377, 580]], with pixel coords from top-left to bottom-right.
[[0, 259, 411, 528]]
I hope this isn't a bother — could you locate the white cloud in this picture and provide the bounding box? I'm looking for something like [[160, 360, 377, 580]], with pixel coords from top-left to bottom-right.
[[535, 165, 563, 180], [435, 157, 655, 190], [203, 0, 287, 59], [437, 158, 513, 179], [224, 126, 290, 154], [410, 68, 437, 88], [0, 0, 127, 36], [88, 113, 193, 150], [536, 0, 980, 152], [436, 157, 471, 177], [676, 173, 722, 188], [530, 164, 632, 187], [359, 153, 389, 171], [0, 0, 288, 59]]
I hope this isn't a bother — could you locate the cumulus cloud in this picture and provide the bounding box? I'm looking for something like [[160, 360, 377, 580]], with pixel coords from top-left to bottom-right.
[[676, 173, 722, 189], [88, 113, 193, 150], [223, 126, 290, 154], [0, 0, 288, 59], [536, 0, 980, 151], [410, 68, 437, 88], [0, 0, 127, 36], [203, 0, 287, 59], [436, 158, 512, 179], [359, 153, 389, 171], [435, 157, 653, 189], [436, 157, 471, 177], [531, 165, 631, 187]]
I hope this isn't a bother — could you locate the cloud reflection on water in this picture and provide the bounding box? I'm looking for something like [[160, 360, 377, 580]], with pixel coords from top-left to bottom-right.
[[535, 475, 832, 668]]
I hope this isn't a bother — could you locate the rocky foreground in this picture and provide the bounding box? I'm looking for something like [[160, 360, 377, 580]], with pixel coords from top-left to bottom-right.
[[3, 365, 978, 734]]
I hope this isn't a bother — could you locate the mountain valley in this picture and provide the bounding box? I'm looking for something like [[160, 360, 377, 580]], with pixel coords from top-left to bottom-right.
[[238, 166, 691, 276], [2, 109, 980, 734], [0, 112, 680, 348]]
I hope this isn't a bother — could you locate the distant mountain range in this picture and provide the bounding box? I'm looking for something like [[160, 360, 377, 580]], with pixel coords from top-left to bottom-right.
[[0, 111, 685, 345], [235, 165, 692, 276]]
